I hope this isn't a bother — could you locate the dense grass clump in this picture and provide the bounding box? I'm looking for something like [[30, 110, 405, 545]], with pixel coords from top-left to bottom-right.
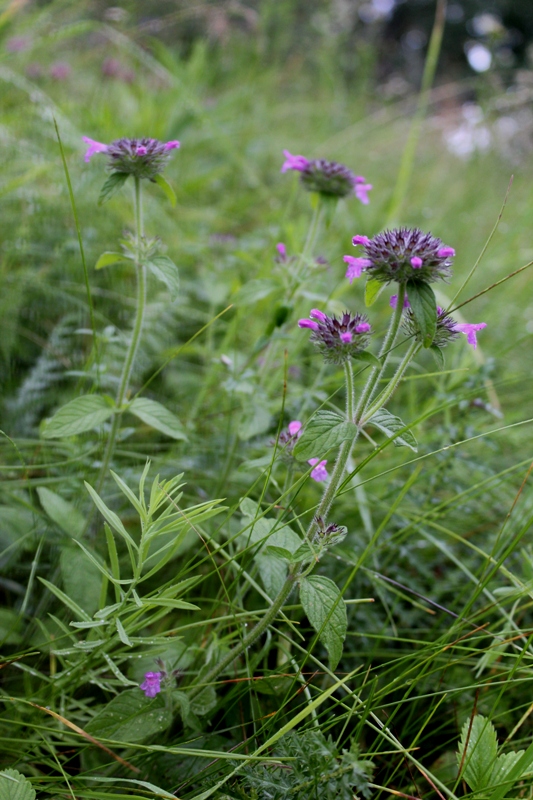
[[1, 2, 533, 799]]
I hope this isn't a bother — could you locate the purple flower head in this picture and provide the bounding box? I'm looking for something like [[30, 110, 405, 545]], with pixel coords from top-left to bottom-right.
[[403, 307, 486, 349], [390, 294, 411, 310], [351, 227, 455, 286], [50, 61, 71, 80], [140, 671, 162, 698], [343, 255, 372, 283], [282, 151, 371, 201], [83, 136, 180, 179], [299, 308, 371, 364], [308, 458, 328, 482]]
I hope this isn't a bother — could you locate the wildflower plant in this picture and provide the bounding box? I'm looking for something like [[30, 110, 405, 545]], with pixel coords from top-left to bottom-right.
[[42, 136, 185, 504]]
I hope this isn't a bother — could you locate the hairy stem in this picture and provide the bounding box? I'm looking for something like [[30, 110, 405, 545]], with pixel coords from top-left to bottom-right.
[[354, 282, 406, 422], [189, 570, 297, 699], [361, 338, 420, 423], [91, 178, 146, 504]]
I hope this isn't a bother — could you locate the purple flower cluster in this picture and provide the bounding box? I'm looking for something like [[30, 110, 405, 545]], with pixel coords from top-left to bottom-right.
[[281, 150, 372, 203], [346, 228, 455, 285], [83, 136, 180, 179], [298, 308, 371, 363]]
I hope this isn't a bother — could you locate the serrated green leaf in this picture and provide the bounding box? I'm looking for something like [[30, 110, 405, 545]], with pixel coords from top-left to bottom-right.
[[0, 769, 36, 800], [94, 251, 126, 270], [300, 575, 347, 669], [42, 394, 115, 438], [128, 397, 187, 440], [458, 715, 498, 791], [353, 350, 382, 368], [37, 487, 85, 538], [146, 255, 180, 301], [406, 281, 437, 348], [153, 172, 176, 207], [98, 171, 129, 205], [365, 278, 385, 306], [293, 410, 356, 461], [86, 689, 172, 743], [366, 408, 418, 451]]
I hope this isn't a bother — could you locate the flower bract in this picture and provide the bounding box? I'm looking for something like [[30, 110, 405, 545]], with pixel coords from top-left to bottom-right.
[[298, 308, 371, 363], [348, 227, 455, 285], [83, 136, 180, 179]]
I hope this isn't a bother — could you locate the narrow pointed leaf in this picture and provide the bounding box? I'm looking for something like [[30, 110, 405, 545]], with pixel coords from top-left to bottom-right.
[[128, 397, 187, 440], [153, 173, 176, 207], [293, 410, 356, 461], [406, 280, 437, 348], [115, 617, 132, 647], [98, 171, 129, 205], [84, 482, 139, 551], [366, 408, 418, 451], [42, 395, 114, 438], [146, 256, 180, 301]]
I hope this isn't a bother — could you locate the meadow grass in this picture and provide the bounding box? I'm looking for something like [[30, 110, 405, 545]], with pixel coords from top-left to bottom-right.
[[1, 3, 533, 799]]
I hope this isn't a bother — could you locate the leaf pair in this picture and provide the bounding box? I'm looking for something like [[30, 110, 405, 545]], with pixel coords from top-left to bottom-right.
[[294, 408, 417, 461], [42, 394, 186, 440]]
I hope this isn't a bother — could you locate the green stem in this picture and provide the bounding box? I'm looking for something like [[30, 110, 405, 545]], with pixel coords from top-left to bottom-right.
[[361, 339, 420, 424], [189, 569, 297, 699], [287, 197, 324, 301], [303, 361, 358, 545], [354, 283, 406, 422], [91, 178, 146, 503]]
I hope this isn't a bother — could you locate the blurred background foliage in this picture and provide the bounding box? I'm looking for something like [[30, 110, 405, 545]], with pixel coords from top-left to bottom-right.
[[2, 0, 533, 796]]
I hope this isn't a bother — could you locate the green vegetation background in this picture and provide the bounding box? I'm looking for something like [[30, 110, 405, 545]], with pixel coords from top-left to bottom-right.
[[2, 1, 533, 798]]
